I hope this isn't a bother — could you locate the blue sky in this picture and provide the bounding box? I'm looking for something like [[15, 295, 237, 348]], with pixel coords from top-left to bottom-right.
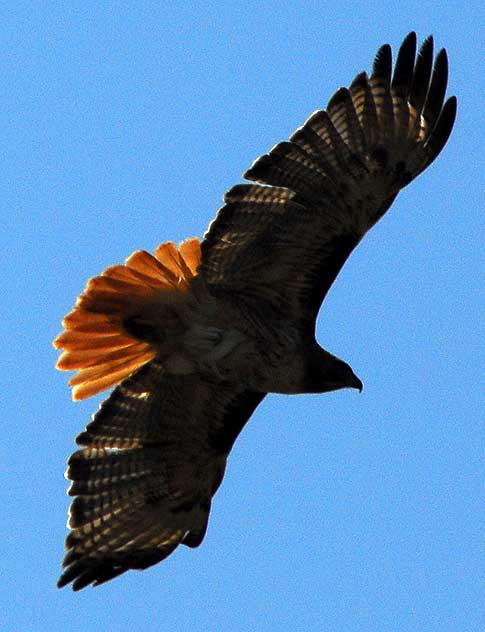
[[1, 2, 483, 631]]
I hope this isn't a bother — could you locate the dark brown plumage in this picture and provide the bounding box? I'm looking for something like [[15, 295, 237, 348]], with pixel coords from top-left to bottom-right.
[[54, 33, 456, 590]]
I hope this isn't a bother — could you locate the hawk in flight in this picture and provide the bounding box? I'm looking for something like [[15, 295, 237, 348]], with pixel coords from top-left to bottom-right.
[[55, 33, 456, 590]]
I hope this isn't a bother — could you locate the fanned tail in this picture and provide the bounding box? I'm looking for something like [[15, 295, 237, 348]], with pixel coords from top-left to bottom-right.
[[54, 238, 201, 400]]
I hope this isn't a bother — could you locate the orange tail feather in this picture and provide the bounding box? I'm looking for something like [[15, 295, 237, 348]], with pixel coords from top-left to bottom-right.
[[54, 238, 201, 400]]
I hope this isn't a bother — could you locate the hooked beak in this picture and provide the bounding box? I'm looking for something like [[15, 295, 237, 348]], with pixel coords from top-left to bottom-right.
[[350, 372, 363, 393]]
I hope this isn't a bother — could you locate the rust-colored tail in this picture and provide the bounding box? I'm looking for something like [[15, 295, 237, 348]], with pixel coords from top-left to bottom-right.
[[54, 238, 201, 400]]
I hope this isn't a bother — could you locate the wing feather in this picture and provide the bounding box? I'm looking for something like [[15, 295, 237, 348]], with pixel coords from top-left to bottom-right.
[[58, 360, 265, 590], [200, 33, 456, 323]]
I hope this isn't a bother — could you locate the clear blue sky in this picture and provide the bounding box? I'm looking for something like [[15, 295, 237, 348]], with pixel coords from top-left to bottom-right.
[[1, 2, 483, 631]]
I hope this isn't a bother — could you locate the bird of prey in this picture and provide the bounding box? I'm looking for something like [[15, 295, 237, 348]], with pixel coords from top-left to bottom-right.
[[54, 32, 456, 590]]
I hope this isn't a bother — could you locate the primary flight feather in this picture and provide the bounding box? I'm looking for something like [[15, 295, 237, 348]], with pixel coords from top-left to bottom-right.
[[54, 32, 456, 590]]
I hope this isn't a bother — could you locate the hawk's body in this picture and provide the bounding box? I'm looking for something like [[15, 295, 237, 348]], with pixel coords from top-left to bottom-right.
[[55, 33, 456, 590]]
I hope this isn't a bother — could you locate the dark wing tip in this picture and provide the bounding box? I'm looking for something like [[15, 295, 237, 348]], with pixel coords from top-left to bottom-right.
[[327, 86, 350, 111], [423, 47, 449, 128], [404, 30, 417, 43], [409, 35, 434, 110], [58, 546, 177, 590], [57, 560, 127, 591], [419, 34, 434, 61], [372, 42, 392, 82], [391, 31, 417, 93], [349, 71, 369, 92], [423, 95, 457, 168], [243, 153, 274, 183]]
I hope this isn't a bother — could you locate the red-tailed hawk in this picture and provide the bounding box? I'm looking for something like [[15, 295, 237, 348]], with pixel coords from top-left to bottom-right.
[[54, 33, 456, 590]]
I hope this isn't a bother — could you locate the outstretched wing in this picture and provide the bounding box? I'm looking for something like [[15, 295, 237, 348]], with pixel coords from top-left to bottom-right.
[[200, 33, 456, 326], [56, 33, 456, 590], [58, 360, 264, 590]]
